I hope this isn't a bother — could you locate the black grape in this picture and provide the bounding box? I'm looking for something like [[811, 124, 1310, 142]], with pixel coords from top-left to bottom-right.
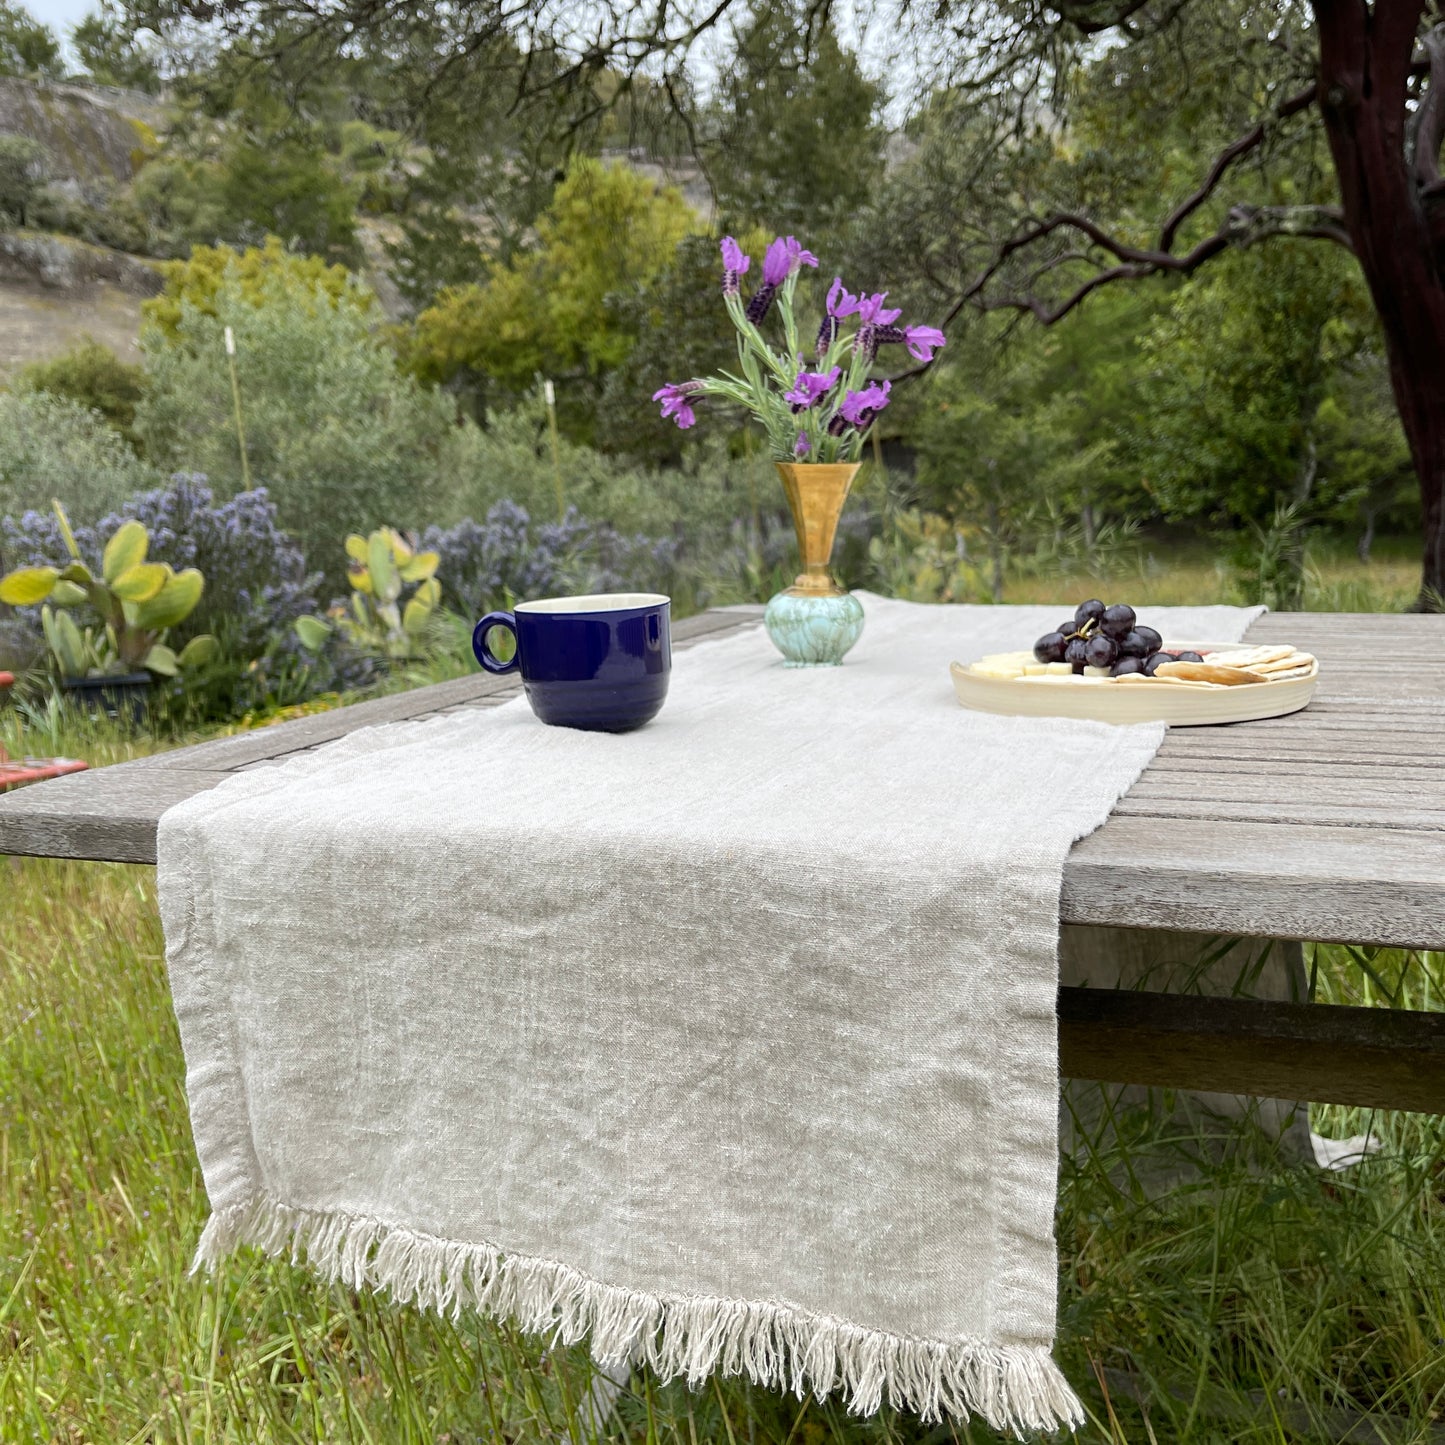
[[1084, 634, 1119, 668], [1099, 603, 1137, 638], [1074, 599, 1105, 629], [1112, 656, 1145, 676], [1033, 631, 1069, 664], [1133, 625, 1163, 653]]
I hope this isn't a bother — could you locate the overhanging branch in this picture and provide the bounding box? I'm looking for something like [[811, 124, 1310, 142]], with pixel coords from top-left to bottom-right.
[[890, 86, 1349, 382]]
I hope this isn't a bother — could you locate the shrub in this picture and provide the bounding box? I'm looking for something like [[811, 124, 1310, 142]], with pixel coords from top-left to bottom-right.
[[1, 475, 371, 714], [135, 252, 462, 581], [130, 137, 360, 264], [444, 399, 749, 544], [422, 501, 680, 620], [0, 132, 44, 225], [14, 339, 146, 448], [0, 390, 160, 523]]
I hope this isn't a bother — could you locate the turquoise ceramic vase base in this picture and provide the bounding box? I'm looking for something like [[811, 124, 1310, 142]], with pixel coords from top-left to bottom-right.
[[763, 589, 865, 667]]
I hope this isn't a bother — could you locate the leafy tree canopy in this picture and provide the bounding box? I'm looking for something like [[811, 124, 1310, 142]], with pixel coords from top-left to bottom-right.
[[145, 237, 367, 341], [703, 2, 885, 239], [0, 1, 58, 78], [405, 158, 698, 406]]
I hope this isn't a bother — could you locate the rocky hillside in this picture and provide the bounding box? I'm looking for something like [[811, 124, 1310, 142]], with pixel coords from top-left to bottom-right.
[[0, 79, 167, 377]]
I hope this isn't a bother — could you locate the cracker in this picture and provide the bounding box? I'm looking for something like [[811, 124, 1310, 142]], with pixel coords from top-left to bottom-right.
[[1205, 646, 1294, 667], [1156, 660, 1265, 686]]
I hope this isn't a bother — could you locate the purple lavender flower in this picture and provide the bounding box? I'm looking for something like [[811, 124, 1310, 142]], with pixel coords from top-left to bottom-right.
[[746, 284, 777, 325], [653, 381, 703, 429], [903, 325, 947, 362], [784, 236, 820, 272], [794, 432, 811, 457], [761, 237, 793, 288], [749, 236, 819, 323], [836, 380, 892, 429], [826, 278, 861, 318], [783, 366, 841, 411], [720, 236, 751, 296], [856, 292, 903, 325], [817, 277, 862, 353]]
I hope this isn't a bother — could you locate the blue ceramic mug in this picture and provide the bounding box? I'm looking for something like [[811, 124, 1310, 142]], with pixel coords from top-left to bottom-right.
[[472, 592, 672, 733]]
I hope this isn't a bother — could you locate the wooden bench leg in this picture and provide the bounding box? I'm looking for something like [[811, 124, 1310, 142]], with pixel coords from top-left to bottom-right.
[[1059, 926, 1318, 1183]]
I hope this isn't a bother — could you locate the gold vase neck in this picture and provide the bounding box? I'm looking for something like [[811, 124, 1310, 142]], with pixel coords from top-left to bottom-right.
[[774, 462, 860, 597]]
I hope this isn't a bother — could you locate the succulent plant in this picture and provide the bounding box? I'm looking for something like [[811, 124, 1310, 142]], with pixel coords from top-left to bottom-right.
[[0, 501, 218, 679], [295, 527, 441, 661]]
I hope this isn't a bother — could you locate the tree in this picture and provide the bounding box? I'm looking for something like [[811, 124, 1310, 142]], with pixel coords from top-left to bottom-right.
[[15, 339, 148, 450], [0, 1, 58, 77], [136, 249, 460, 573], [180, 0, 1445, 605], [404, 158, 697, 422], [0, 133, 43, 225], [71, 2, 162, 92], [704, 3, 885, 238], [1134, 242, 1379, 532]]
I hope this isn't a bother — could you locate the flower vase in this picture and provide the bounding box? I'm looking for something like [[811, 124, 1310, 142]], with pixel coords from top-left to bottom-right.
[[764, 462, 865, 667]]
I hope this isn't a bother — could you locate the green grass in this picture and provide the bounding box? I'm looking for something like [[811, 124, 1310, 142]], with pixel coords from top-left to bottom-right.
[[4, 556, 1445, 1443], [996, 532, 1423, 612]]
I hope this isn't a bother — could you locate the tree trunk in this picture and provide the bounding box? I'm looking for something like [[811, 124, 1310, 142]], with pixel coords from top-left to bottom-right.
[[1314, 0, 1445, 607]]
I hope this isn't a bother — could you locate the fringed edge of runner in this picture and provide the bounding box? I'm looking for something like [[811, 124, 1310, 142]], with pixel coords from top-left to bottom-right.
[[194, 1197, 1084, 1435]]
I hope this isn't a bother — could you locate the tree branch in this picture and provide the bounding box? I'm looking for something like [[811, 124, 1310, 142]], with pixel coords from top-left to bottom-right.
[[1159, 83, 1319, 250], [889, 203, 1351, 383]]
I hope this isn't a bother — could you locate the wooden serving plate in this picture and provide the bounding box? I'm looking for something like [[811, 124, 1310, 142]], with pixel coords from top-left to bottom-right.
[[950, 643, 1318, 727]]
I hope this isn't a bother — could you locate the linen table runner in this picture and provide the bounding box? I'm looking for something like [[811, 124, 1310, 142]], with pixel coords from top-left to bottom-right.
[[158, 595, 1261, 1433]]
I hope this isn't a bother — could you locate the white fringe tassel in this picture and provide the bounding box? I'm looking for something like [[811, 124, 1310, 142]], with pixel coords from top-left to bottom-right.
[[193, 1197, 1084, 1435]]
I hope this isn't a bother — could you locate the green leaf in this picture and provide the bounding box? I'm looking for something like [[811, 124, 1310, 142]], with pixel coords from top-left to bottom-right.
[[128, 568, 204, 630], [51, 500, 81, 561], [58, 561, 92, 585], [414, 577, 441, 609], [44, 606, 88, 677], [0, 566, 58, 606], [344, 533, 369, 563], [50, 580, 88, 607], [110, 562, 169, 603], [176, 633, 219, 669], [401, 596, 431, 635], [103, 520, 149, 583], [368, 532, 399, 603], [398, 551, 439, 584], [293, 615, 332, 651], [143, 643, 178, 676]]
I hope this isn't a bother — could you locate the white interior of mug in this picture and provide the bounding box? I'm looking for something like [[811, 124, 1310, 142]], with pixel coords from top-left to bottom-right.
[[515, 593, 670, 614]]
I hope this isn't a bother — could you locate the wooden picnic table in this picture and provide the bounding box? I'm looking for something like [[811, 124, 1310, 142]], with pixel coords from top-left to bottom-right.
[[3, 607, 1443, 1113]]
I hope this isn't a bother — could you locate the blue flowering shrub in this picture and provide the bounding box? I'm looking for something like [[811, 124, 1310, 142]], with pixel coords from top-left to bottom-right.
[[0, 475, 374, 717], [423, 502, 680, 619]]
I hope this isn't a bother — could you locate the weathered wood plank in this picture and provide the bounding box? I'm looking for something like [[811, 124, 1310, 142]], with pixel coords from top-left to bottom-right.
[[0, 611, 764, 864], [127, 609, 758, 775], [0, 763, 225, 863], [1062, 814, 1445, 947], [125, 672, 526, 773], [1059, 985, 1445, 1112]]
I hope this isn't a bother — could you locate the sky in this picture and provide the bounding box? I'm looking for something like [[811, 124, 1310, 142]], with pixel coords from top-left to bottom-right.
[[25, 0, 97, 44]]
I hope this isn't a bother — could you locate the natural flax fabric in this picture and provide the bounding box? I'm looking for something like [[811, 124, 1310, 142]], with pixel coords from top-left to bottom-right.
[[158, 595, 1262, 1435]]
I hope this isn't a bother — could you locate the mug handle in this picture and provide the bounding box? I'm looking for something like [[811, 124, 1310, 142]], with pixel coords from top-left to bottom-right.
[[473, 611, 520, 674]]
